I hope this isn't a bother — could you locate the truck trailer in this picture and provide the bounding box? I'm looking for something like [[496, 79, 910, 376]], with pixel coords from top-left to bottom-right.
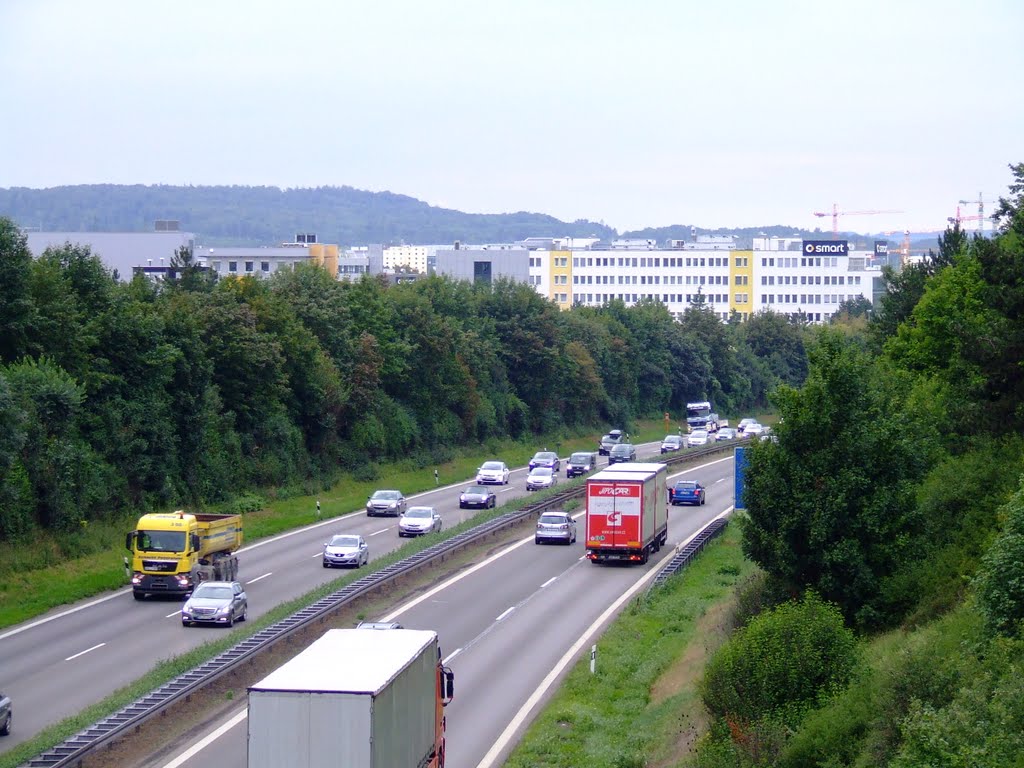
[[585, 463, 668, 564], [247, 628, 455, 768], [125, 511, 243, 599]]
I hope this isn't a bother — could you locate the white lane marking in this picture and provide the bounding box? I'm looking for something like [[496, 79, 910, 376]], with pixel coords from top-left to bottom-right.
[[475, 507, 734, 768], [369, 527, 391, 536], [245, 572, 272, 585], [444, 647, 462, 663], [65, 643, 105, 661], [715, 478, 725, 484], [540, 576, 557, 588], [495, 607, 515, 622], [310, 551, 322, 558], [159, 707, 248, 768], [166, 609, 183, 619]]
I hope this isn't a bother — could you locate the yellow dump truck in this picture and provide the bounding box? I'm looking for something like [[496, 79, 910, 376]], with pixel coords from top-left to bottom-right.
[[125, 511, 243, 600]]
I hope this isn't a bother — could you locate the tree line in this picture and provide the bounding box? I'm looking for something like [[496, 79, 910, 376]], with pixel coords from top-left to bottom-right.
[[0, 217, 822, 541]]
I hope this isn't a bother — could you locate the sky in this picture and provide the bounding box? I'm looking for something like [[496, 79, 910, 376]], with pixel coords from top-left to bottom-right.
[[1, 0, 1022, 235]]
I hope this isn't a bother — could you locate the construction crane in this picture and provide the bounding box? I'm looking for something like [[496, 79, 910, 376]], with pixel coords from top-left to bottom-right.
[[813, 203, 905, 239], [957, 193, 997, 233], [947, 205, 993, 230]]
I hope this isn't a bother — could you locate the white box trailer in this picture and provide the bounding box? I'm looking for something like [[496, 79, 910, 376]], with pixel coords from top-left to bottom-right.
[[248, 628, 444, 768]]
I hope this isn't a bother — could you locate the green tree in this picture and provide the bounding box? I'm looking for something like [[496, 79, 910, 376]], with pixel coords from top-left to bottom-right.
[[741, 329, 939, 627], [0, 217, 36, 364]]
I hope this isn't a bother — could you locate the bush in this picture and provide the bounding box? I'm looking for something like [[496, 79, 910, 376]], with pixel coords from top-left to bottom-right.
[[700, 591, 858, 729], [973, 478, 1024, 637]]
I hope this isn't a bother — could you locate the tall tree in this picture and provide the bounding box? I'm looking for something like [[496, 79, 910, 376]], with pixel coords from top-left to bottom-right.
[[741, 329, 940, 627], [0, 217, 36, 364]]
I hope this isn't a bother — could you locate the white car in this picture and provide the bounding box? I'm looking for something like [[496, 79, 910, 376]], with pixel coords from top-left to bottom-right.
[[687, 429, 710, 447], [744, 422, 765, 437], [526, 466, 557, 491], [476, 460, 510, 485], [737, 418, 758, 433], [716, 427, 737, 440], [398, 506, 442, 537]]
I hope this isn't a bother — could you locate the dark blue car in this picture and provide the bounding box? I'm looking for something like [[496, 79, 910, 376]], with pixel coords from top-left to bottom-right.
[[670, 480, 706, 506]]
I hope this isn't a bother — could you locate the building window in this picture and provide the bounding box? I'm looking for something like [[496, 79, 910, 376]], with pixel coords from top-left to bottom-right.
[[261, 261, 270, 272], [228, 261, 237, 273], [473, 261, 493, 284]]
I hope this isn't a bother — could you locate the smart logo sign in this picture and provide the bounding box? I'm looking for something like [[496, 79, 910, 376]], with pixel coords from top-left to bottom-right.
[[874, 240, 889, 256], [803, 240, 848, 256]]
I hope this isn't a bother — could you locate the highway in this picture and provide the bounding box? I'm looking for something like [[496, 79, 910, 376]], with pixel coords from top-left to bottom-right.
[[134, 451, 736, 768], [0, 441, 736, 765]]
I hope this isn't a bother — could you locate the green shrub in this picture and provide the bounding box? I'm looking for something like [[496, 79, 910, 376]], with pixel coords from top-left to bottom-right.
[[700, 591, 858, 729], [350, 462, 380, 483], [973, 478, 1024, 637]]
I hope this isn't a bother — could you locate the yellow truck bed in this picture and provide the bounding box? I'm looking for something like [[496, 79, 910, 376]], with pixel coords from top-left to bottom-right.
[[193, 513, 244, 558]]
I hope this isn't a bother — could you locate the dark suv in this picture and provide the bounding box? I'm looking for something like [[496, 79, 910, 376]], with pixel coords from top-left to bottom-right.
[[608, 443, 637, 464], [598, 429, 626, 456]]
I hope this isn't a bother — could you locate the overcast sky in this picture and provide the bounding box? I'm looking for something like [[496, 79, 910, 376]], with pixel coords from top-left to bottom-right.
[[1, 0, 1021, 235]]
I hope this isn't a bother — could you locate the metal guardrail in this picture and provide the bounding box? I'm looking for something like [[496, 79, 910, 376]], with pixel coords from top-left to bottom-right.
[[22, 440, 737, 768], [650, 517, 730, 590]]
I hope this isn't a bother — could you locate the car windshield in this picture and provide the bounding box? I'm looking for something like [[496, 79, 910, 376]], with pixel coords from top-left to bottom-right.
[[676, 482, 698, 490], [691, 431, 707, 438], [371, 490, 400, 500], [530, 467, 553, 477], [611, 444, 632, 454], [539, 513, 569, 524], [481, 461, 503, 470], [570, 453, 592, 462], [465, 485, 487, 494], [193, 585, 232, 599], [136, 530, 187, 552], [328, 535, 360, 547], [664, 436, 681, 443], [406, 508, 433, 518], [533, 452, 555, 461]]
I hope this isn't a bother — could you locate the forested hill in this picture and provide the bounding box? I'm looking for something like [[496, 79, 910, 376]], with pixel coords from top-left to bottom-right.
[[0, 183, 837, 248], [1, 184, 620, 246]]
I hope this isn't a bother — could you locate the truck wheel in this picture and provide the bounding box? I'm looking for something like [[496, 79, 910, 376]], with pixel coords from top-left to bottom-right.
[[1, 710, 12, 735]]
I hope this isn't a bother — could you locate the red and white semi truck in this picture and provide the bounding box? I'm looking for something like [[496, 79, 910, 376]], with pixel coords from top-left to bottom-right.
[[585, 463, 668, 564]]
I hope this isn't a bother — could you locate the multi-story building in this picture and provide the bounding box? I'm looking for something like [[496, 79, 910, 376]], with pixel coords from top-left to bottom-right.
[[433, 236, 877, 323], [382, 244, 429, 273]]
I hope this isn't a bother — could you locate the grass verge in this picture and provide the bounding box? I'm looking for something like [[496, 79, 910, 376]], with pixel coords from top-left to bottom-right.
[[503, 520, 757, 768]]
